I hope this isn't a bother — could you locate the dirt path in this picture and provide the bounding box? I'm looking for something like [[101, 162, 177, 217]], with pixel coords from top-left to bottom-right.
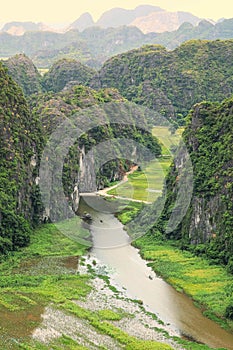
[[96, 166, 152, 204]]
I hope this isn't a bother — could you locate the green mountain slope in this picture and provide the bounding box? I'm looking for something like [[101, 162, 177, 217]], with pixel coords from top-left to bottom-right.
[[161, 97, 233, 269], [0, 26, 152, 68], [98, 40, 233, 125], [0, 63, 43, 253], [3, 53, 42, 95], [31, 86, 161, 219], [42, 58, 96, 92], [155, 18, 233, 49], [0, 18, 233, 68]]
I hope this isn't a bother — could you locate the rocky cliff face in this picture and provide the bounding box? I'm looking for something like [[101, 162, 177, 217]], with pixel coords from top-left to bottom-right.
[[42, 58, 96, 93], [0, 63, 43, 253], [3, 54, 42, 95], [96, 5, 163, 28], [32, 85, 161, 221], [1, 21, 50, 36], [161, 97, 233, 266], [78, 146, 97, 193], [98, 40, 233, 126]]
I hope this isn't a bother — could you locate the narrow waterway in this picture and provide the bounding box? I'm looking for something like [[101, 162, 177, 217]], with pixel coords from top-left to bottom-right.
[[79, 196, 233, 350]]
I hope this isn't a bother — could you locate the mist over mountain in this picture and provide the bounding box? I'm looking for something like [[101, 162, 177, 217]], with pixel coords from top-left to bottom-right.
[[1, 17, 233, 69], [1, 21, 53, 36], [0, 4, 206, 36], [131, 10, 202, 33], [68, 12, 95, 32], [95, 5, 163, 28]]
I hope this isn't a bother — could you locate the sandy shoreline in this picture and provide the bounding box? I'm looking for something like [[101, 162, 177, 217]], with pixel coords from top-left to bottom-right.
[[32, 255, 184, 349]]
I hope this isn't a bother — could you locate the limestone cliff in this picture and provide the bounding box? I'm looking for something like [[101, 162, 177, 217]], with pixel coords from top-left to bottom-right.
[[161, 97, 233, 267], [0, 62, 43, 253]]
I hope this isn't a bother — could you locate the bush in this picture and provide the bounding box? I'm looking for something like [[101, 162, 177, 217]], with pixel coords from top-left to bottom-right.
[[227, 258, 233, 274], [225, 303, 233, 320]]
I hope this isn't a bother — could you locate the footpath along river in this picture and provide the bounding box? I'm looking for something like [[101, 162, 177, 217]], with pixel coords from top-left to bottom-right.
[[78, 195, 233, 350]]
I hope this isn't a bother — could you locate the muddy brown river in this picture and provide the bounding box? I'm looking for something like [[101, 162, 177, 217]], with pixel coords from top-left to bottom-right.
[[79, 195, 233, 350]]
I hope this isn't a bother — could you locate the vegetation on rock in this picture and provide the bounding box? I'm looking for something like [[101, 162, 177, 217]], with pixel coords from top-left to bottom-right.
[[1, 19, 233, 68], [42, 58, 96, 92], [3, 54, 42, 95], [98, 40, 233, 125], [0, 62, 43, 254], [160, 97, 233, 267]]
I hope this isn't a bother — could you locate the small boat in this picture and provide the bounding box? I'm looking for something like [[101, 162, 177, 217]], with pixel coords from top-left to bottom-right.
[[81, 212, 92, 221]]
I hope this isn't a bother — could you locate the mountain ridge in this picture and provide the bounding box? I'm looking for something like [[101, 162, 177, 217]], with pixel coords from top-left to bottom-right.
[[1, 18, 233, 69], [130, 10, 202, 33], [95, 5, 164, 28], [97, 40, 233, 125], [0, 4, 210, 36], [68, 12, 95, 32]]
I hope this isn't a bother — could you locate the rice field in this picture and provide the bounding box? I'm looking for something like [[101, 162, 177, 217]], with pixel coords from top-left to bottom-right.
[[107, 126, 182, 202]]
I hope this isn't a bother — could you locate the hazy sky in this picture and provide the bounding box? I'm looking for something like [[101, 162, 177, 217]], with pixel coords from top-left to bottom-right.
[[0, 0, 232, 24]]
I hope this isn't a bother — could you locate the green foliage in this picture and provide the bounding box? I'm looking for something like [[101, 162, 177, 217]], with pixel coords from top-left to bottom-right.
[[42, 58, 96, 93], [97, 309, 123, 321], [3, 54, 42, 95], [0, 211, 31, 250], [0, 62, 43, 253], [227, 258, 233, 274], [99, 40, 233, 125], [1, 20, 233, 68], [31, 86, 161, 213], [225, 303, 233, 320], [159, 96, 233, 267], [133, 233, 233, 330], [116, 201, 144, 224]]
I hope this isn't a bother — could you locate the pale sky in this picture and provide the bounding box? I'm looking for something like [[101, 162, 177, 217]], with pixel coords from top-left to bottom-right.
[[0, 0, 232, 24]]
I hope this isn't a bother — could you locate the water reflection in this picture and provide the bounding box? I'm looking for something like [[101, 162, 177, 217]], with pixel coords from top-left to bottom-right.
[[79, 196, 233, 350]]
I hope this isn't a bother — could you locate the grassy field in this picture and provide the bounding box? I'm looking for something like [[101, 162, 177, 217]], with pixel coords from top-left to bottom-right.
[[152, 126, 184, 155], [114, 201, 233, 333], [107, 126, 182, 202], [0, 216, 221, 349], [107, 158, 170, 202], [0, 219, 91, 349], [0, 219, 174, 350], [38, 68, 49, 76], [132, 233, 233, 332]]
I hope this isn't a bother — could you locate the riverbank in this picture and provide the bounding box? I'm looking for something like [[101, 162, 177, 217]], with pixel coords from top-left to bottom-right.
[[0, 219, 184, 350], [80, 194, 233, 350], [132, 233, 233, 333], [115, 203, 233, 336]]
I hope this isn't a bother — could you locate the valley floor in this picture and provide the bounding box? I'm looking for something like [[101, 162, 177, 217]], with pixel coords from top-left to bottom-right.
[[0, 221, 182, 350], [0, 216, 232, 349], [1, 218, 231, 349]]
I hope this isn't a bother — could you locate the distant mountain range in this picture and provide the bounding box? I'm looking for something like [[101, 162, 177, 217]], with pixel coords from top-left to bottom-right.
[[95, 5, 163, 28], [130, 10, 201, 33], [1, 17, 233, 68], [1, 21, 55, 36], [1, 5, 208, 36], [67, 13, 95, 32]]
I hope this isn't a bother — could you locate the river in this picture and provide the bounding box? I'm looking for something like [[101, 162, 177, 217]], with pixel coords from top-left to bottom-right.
[[78, 195, 233, 350]]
